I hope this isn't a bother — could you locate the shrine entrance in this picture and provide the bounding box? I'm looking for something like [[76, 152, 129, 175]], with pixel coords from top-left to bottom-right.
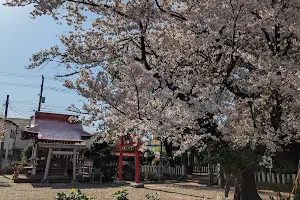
[[112, 136, 144, 187]]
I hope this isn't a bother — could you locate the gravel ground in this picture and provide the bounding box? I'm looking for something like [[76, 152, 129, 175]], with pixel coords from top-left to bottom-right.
[[0, 175, 290, 200]]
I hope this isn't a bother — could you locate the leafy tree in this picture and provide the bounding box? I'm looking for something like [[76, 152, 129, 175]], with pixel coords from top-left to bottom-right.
[[21, 143, 33, 163], [85, 139, 117, 182]]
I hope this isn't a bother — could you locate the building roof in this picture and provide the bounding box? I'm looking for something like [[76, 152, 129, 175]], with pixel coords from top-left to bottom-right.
[[7, 118, 30, 130], [0, 118, 18, 127], [22, 112, 91, 142]]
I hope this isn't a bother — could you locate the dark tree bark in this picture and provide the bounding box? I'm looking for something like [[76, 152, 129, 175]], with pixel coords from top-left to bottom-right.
[[208, 162, 214, 186], [224, 174, 233, 198], [182, 152, 188, 175], [187, 152, 195, 175], [225, 178, 231, 198], [163, 139, 176, 167], [234, 170, 262, 200]]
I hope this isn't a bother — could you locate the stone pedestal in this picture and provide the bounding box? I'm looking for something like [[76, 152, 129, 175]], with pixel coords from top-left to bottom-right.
[[31, 163, 38, 176], [114, 180, 127, 185], [130, 182, 144, 188]]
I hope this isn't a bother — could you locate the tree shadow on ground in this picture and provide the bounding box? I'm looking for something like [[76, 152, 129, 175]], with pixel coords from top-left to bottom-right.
[[1, 175, 13, 180], [144, 187, 213, 199], [147, 181, 289, 198], [30, 182, 129, 189], [256, 183, 292, 193], [0, 175, 12, 187], [150, 182, 224, 191], [0, 183, 10, 187]]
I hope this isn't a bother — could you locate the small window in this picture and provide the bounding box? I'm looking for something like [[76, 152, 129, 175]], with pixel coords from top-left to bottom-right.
[[10, 130, 15, 139]]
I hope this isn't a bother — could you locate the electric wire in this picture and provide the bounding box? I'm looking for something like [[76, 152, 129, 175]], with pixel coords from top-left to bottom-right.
[[9, 104, 30, 118]]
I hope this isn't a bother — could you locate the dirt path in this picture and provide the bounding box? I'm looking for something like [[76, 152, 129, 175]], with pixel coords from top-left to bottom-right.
[[0, 176, 288, 200]]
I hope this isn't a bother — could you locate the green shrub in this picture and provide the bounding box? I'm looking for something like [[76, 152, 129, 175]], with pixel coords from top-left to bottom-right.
[[56, 189, 94, 200], [112, 190, 129, 200], [3, 161, 24, 175], [21, 143, 33, 163], [2, 164, 13, 174]]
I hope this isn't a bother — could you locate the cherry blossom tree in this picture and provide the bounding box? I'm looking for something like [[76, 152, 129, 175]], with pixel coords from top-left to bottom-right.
[[0, 119, 7, 141], [4, 0, 300, 199]]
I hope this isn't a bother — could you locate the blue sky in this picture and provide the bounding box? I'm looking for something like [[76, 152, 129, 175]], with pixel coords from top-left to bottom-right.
[[0, 4, 97, 133]]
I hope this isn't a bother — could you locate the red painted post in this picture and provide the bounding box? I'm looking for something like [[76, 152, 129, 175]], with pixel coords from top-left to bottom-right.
[[118, 137, 124, 181], [135, 142, 140, 184]]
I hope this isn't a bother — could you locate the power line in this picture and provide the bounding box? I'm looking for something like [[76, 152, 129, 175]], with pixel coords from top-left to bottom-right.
[[9, 103, 35, 114], [9, 105, 19, 117], [6, 99, 94, 122], [10, 103, 78, 116], [9, 103, 99, 130], [9, 104, 31, 118], [8, 106, 35, 114], [7, 100, 71, 109], [0, 71, 60, 81], [0, 82, 76, 94], [10, 104, 67, 114]]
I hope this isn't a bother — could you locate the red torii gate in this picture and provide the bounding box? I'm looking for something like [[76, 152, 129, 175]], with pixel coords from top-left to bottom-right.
[[112, 136, 144, 186]]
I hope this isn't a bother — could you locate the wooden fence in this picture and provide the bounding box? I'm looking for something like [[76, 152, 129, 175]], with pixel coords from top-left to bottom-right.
[[255, 171, 297, 184], [193, 164, 296, 185], [112, 161, 297, 185], [193, 164, 218, 174], [140, 165, 185, 176]]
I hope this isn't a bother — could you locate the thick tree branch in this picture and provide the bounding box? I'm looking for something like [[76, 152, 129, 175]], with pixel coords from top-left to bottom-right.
[[223, 81, 261, 99], [248, 101, 257, 128], [65, 0, 129, 18], [55, 65, 96, 77], [154, 0, 187, 21], [282, 33, 294, 56], [261, 28, 275, 54], [131, 73, 143, 120], [139, 22, 151, 71], [270, 90, 282, 131]]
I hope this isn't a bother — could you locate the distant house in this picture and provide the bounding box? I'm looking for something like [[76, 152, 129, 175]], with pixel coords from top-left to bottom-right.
[[8, 118, 31, 159], [0, 118, 31, 162]]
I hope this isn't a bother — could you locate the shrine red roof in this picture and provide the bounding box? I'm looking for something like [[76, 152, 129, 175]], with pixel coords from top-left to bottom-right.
[[22, 112, 91, 142]]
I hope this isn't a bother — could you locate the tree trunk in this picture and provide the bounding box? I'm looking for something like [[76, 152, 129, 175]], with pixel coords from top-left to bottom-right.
[[163, 139, 175, 167], [234, 170, 262, 200], [187, 152, 194, 175], [182, 152, 188, 175], [220, 166, 225, 188], [208, 163, 214, 186], [224, 174, 232, 198], [225, 178, 230, 198]]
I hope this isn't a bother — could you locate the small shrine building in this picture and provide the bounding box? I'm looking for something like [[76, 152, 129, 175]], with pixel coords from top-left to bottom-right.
[[21, 112, 91, 182]]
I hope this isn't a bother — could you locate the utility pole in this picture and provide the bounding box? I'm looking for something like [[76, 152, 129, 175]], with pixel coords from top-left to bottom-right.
[[38, 75, 44, 112], [0, 95, 9, 174], [4, 95, 9, 118]]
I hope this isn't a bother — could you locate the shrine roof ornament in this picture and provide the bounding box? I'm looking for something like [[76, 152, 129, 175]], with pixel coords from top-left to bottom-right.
[[68, 116, 79, 124]]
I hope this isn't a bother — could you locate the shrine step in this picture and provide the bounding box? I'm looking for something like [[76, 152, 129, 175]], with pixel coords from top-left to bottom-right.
[[15, 175, 72, 183], [47, 176, 72, 183]]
